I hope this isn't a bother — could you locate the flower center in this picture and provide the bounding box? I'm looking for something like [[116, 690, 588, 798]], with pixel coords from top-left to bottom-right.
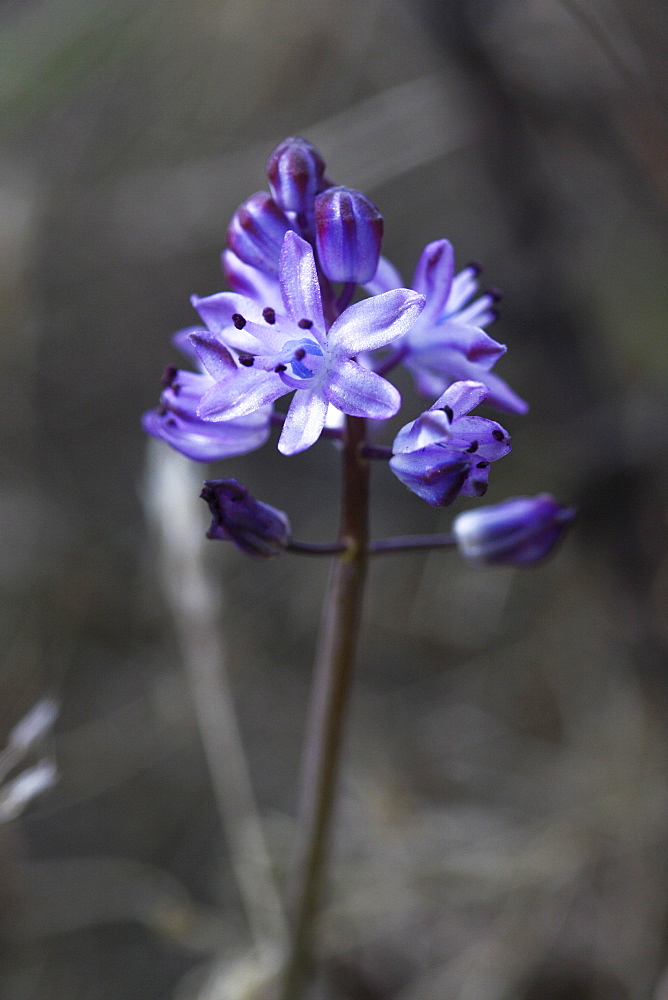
[[275, 337, 324, 386]]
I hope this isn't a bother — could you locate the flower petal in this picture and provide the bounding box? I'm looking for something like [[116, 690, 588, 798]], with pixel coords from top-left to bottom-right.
[[278, 389, 328, 455], [192, 292, 289, 354], [323, 359, 401, 419], [329, 289, 425, 354], [278, 232, 326, 338], [411, 239, 454, 324], [430, 380, 489, 419], [142, 407, 270, 461], [222, 250, 282, 307], [198, 368, 286, 421], [189, 332, 238, 381]]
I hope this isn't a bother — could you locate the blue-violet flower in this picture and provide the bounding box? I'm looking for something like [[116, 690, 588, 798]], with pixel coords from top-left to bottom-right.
[[390, 380, 511, 506], [142, 333, 272, 462], [368, 239, 527, 415], [191, 231, 425, 455]]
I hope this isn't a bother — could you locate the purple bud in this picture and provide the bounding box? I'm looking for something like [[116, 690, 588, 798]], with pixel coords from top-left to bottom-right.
[[266, 137, 326, 216], [227, 192, 291, 275], [453, 494, 576, 566], [200, 479, 291, 558], [315, 186, 383, 284]]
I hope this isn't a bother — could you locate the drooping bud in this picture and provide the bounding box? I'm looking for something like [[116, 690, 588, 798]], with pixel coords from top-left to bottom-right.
[[200, 479, 291, 558], [226, 192, 291, 275], [452, 494, 576, 566], [315, 186, 383, 284], [266, 137, 326, 216]]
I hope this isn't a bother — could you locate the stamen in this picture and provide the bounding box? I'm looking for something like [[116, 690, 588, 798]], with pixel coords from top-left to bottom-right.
[[466, 440, 479, 453], [476, 461, 489, 469], [472, 481, 488, 496], [262, 307, 276, 324], [298, 318, 313, 329], [232, 313, 247, 329], [492, 429, 505, 442], [275, 363, 287, 373], [443, 405, 454, 422], [238, 354, 255, 367]]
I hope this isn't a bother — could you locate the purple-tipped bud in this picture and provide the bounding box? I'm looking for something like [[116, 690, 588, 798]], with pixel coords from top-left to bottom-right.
[[453, 494, 576, 566], [200, 479, 291, 558], [227, 192, 291, 275], [315, 186, 383, 284], [266, 137, 326, 216]]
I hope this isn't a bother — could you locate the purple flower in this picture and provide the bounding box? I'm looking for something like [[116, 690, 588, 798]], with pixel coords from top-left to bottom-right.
[[142, 338, 272, 462], [389, 380, 511, 506], [190, 231, 425, 456], [367, 240, 528, 415], [201, 479, 291, 557], [453, 494, 576, 565]]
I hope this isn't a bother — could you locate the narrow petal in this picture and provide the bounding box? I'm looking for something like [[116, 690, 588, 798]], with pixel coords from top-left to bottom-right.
[[222, 250, 282, 307], [430, 380, 488, 419], [392, 411, 452, 454], [329, 289, 425, 354], [429, 322, 506, 368], [198, 368, 286, 421], [142, 408, 270, 462], [172, 326, 207, 364], [447, 265, 480, 312], [323, 359, 401, 419], [278, 390, 328, 455], [364, 255, 403, 295], [278, 232, 326, 337], [189, 332, 238, 380], [411, 239, 455, 324]]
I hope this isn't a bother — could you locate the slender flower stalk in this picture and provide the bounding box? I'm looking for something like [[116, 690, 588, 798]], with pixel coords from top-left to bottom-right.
[[280, 415, 369, 999]]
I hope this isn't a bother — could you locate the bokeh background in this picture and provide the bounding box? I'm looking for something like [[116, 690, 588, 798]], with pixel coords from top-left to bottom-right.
[[1, 0, 667, 997]]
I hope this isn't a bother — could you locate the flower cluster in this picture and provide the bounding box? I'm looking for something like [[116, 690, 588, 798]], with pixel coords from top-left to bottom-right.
[[144, 137, 573, 564]]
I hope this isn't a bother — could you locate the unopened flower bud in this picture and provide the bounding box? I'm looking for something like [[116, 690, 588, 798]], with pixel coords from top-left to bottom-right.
[[200, 479, 291, 558], [453, 494, 576, 566], [315, 186, 383, 284], [266, 137, 326, 216], [227, 192, 291, 275]]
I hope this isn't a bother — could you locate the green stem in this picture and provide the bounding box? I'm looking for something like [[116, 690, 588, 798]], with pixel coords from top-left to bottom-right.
[[279, 415, 369, 999]]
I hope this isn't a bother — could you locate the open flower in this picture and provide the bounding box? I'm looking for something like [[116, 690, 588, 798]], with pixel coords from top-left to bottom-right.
[[190, 232, 425, 455], [389, 380, 511, 506], [142, 330, 272, 462], [367, 240, 527, 415]]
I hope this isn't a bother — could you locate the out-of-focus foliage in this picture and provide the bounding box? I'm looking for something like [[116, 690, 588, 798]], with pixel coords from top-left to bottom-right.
[[1, 0, 667, 997]]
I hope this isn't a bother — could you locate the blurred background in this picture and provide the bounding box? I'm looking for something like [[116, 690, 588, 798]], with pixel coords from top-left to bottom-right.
[[1, 0, 667, 997]]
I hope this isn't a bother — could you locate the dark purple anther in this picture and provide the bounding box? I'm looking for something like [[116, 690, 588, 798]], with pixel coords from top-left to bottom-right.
[[314, 186, 384, 284], [200, 478, 291, 558], [266, 137, 327, 216], [453, 494, 576, 566], [227, 192, 291, 275]]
